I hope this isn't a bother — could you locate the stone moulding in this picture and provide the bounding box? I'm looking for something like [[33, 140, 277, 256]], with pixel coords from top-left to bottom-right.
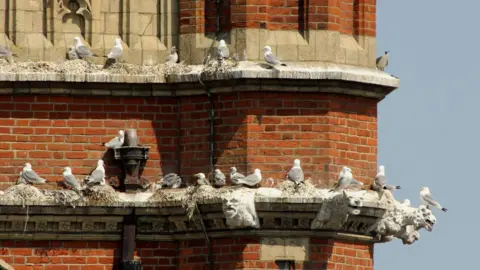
[[0, 62, 400, 95], [0, 182, 437, 245]]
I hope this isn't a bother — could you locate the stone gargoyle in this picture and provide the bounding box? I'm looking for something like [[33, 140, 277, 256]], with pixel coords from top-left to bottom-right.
[[222, 190, 259, 229], [311, 190, 365, 230], [371, 199, 436, 244]]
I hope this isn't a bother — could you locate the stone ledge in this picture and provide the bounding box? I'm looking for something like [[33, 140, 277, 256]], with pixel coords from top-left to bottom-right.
[[0, 62, 400, 96], [0, 182, 436, 245]]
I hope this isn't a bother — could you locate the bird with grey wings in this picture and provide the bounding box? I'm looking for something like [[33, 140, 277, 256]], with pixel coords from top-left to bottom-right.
[[217, 40, 230, 60], [165, 46, 178, 64], [73, 37, 99, 59], [21, 163, 47, 184], [214, 169, 226, 188], [194, 173, 211, 186], [373, 165, 400, 192], [263, 46, 287, 67], [67, 46, 79, 60], [63, 167, 82, 192], [233, 169, 262, 187], [103, 130, 124, 149], [107, 38, 123, 60], [230, 167, 246, 185], [287, 159, 304, 185], [85, 160, 106, 186], [161, 173, 182, 189], [376, 50, 389, 71], [0, 46, 17, 58], [329, 166, 353, 192], [420, 187, 448, 212]]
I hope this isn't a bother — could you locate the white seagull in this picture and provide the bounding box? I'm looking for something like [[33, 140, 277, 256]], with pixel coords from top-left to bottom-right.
[[162, 173, 182, 189], [0, 46, 17, 58], [287, 159, 304, 184], [107, 38, 123, 60], [420, 187, 448, 212], [374, 165, 400, 191], [330, 166, 353, 192], [103, 130, 125, 149], [263, 46, 287, 66], [217, 40, 230, 59], [194, 173, 210, 186], [85, 160, 106, 186], [376, 50, 389, 71], [21, 163, 46, 184], [73, 37, 97, 59], [63, 167, 82, 191], [214, 169, 226, 187], [165, 46, 178, 64], [230, 167, 246, 185], [234, 169, 262, 187], [67, 46, 79, 60]]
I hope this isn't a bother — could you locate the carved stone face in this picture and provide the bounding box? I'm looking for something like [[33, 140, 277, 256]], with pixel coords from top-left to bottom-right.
[[348, 197, 363, 208], [415, 205, 436, 232], [222, 197, 239, 218]]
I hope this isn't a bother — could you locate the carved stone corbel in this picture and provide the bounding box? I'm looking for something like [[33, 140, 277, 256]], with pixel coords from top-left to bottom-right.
[[222, 190, 259, 229]]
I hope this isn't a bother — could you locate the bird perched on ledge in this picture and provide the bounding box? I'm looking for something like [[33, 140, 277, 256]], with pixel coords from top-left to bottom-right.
[[63, 167, 82, 192], [287, 159, 304, 185], [420, 187, 448, 212], [0, 46, 17, 58], [373, 165, 400, 192], [214, 169, 226, 188], [230, 167, 246, 185], [21, 163, 46, 184], [107, 38, 123, 61], [376, 50, 389, 71], [165, 46, 178, 64], [217, 40, 230, 60], [194, 173, 210, 186], [162, 173, 182, 189], [103, 130, 125, 149], [67, 46, 79, 60], [85, 160, 106, 186], [263, 46, 287, 67], [73, 37, 98, 59], [234, 169, 262, 187], [329, 166, 353, 192]]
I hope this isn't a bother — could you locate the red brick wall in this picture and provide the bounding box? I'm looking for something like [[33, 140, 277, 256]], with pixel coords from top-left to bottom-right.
[[181, 92, 377, 187], [180, 0, 376, 36], [0, 240, 121, 270], [136, 241, 177, 270], [0, 91, 377, 189], [306, 239, 374, 270], [0, 238, 373, 269], [0, 95, 178, 190]]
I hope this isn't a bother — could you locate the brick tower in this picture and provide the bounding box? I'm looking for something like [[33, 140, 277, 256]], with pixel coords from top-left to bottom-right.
[[0, 1, 423, 270]]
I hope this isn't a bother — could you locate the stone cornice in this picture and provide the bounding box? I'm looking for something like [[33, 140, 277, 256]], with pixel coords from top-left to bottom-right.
[[0, 182, 436, 245], [0, 62, 400, 99]]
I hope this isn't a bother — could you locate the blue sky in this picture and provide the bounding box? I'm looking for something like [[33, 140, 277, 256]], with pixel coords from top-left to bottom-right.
[[375, 1, 472, 269]]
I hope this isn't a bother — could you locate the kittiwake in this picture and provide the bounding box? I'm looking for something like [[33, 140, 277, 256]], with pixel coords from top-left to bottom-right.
[[214, 169, 226, 187], [21, 163, 47, 184], [263, 46, 287, 66], [287, 159, 304, 184], [329, 166, 353, 192], [165, 46, 178, 63], [420, 187, 448, 212], [63, 167, 82, 191], [103, 130, 125, 149], [376, 51, 389, 71], [85, 160, 106, 186]]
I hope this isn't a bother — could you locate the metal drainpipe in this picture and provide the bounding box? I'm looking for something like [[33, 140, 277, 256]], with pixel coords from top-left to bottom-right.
[[199, 2, 222, 268], [205, 87, 215, 270], [216, 0, 222, 35]]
